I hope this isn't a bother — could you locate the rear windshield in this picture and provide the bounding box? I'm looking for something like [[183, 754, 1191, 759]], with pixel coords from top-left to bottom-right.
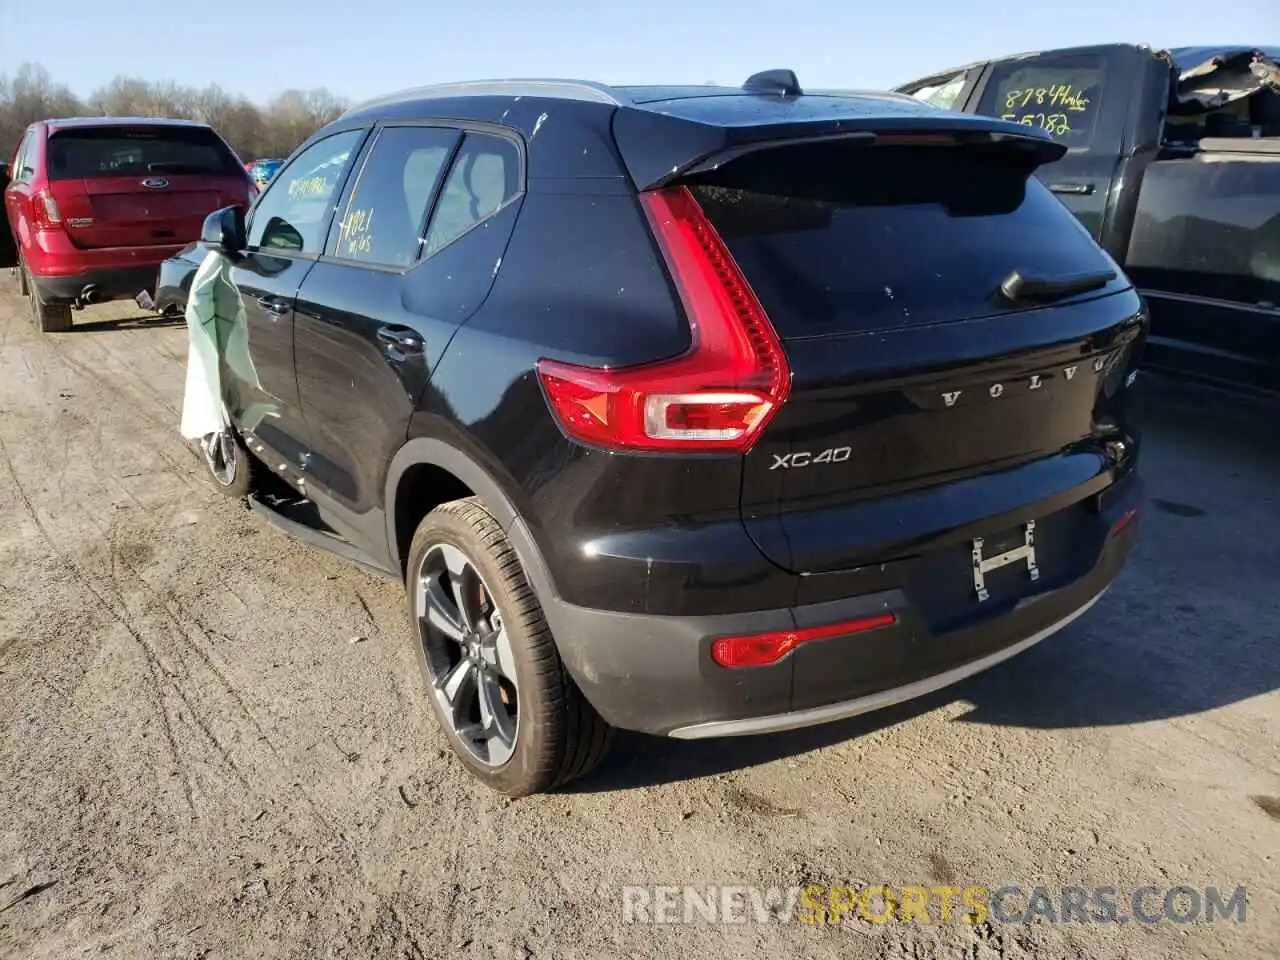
[[46, 126, 242, 180], [689, 140, 1120, 339]]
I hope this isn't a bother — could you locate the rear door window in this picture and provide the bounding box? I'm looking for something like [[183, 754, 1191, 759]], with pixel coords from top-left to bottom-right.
[[327, 125, 460, 266], [44, 125, 243, 179], [689, 138, 1121, 338], [974, 53, 1107, 148], [247, 129, 365, 255], [423, 133, 522, 257]]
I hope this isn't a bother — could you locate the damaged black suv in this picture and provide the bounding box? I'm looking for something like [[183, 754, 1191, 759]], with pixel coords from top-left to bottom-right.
[[181, 69, 1145, 795]]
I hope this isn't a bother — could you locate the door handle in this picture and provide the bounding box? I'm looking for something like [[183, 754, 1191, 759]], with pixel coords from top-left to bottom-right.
[[1047, 182, 1095, 196], [257, 296, 291, 318], [377, 325, 424, 357]]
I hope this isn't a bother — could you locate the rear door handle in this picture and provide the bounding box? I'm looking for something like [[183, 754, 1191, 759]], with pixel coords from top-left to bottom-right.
[[377, 325, 424, 359], [257, 296, 291, 318], [1047, 181, 1096, 196]]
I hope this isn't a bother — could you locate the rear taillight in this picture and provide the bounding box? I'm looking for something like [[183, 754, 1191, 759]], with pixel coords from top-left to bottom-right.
[[536, 186, 790, 453], [35, 190, 62, 225]]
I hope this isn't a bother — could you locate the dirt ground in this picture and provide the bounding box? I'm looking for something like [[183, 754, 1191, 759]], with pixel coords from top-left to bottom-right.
[[0, 287, 1276, 960]]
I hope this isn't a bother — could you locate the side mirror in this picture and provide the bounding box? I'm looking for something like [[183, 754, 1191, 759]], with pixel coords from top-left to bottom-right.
[[200, 205, 246, 256]]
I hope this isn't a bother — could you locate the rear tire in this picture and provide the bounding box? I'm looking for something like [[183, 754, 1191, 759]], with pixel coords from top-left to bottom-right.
[[199, 429, 255, 499], [28, 270, 71, 333], [406, 497, 613, 796]]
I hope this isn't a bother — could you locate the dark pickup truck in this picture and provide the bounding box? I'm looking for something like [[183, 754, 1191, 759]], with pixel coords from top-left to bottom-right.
[[897, 43, 1280, 395]]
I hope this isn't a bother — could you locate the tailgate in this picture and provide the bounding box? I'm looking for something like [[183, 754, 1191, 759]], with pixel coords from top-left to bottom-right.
[[45, 124, 247, 249]]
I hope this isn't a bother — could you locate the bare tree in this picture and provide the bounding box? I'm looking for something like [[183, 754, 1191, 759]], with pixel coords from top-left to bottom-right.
[[0, 62, 350, 164]]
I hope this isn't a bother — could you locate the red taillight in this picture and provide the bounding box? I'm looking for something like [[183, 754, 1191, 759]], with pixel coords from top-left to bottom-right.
[[536, 186, 790, 453], [34, 190, 62, 225], [711, 613, 898, 669]]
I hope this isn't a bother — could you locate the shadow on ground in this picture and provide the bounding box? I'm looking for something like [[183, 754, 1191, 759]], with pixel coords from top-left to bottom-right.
[[68, 312, 183, 333], [572, 374, 1280, 792]]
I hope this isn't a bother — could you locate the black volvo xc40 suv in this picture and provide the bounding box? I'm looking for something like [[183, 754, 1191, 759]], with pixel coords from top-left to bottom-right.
[[179, 70, 1146, 795]]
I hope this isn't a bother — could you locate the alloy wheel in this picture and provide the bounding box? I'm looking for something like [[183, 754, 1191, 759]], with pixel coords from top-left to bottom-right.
[[202, 431, 237, 487], [414, 542, 519, 767]]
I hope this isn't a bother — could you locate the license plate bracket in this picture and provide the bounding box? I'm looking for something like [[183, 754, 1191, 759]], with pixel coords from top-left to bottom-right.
[[971, 521, 1039, 602]]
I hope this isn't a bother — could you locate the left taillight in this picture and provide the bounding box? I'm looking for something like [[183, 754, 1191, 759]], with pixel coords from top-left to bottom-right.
[[536, 185, 791, 454], [33, 189, 62, 226]]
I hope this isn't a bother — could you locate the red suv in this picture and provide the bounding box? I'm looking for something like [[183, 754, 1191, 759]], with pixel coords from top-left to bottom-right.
[[3, 117, 253, 331]]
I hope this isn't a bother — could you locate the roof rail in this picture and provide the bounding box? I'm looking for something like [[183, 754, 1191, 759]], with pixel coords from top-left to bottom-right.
[[341, 78, 627, 118], [743, 69, 803, 97]]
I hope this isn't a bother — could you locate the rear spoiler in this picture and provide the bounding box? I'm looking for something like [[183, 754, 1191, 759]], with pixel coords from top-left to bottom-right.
[[612, 107, 1067, 192]]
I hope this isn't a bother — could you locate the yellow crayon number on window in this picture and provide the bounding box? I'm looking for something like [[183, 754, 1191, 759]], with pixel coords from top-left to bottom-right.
[[999, 84, 1091, 138], [338, 208, 374, 257], [288, 175, 331, 201]]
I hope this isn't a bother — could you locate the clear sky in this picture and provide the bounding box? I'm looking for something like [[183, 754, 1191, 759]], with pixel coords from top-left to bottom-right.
[[1, 0, 1276, 104]]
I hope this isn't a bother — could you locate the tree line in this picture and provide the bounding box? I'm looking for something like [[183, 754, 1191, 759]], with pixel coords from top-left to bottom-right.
[[0, 63, 350, 163]]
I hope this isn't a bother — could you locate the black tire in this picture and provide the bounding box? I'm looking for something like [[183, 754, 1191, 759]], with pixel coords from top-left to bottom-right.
[[28, 268, 71, 333], [406, 497, 613, 796], [199, 428, 255, 498]]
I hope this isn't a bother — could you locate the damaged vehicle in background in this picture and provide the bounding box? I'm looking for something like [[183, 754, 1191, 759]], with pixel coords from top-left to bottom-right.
[[2, 117, 255, 332], [897, 44, 1280, 396]]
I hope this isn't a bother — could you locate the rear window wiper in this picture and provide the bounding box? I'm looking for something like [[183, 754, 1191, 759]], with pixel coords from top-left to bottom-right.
[[999, 268, 1116, 304]]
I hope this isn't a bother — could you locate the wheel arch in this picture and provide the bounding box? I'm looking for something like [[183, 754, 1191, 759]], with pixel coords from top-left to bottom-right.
[[384, 437, 548, 586]]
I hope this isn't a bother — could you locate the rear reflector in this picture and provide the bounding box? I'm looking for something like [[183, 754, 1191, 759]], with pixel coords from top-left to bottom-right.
[[536, 186, 790, 453], [1110, 506, 1140, 536], [710, 612, 898, 668]]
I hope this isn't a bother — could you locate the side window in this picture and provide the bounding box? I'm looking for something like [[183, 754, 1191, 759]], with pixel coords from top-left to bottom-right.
[[976, 54, 1107, 148], [907, 72, 970, 111], [424, 133, 522, 258], [329, 125, 459, 266], [13, 133, 34, 181], [247, 129, 364, 254]]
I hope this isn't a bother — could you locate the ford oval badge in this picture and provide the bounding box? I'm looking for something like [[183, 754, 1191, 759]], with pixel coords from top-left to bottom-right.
[[141, 177, 169, 189]]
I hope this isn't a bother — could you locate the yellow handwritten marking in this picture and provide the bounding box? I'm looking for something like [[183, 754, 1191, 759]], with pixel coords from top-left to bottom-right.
[[999, 82, 1092, 139], [338, 207, 375, 257], [287, 175, 331, 201]]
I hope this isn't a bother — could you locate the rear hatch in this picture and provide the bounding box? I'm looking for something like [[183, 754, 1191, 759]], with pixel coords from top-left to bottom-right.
[[618, 98, 1144, 575], [45, 124, 248, 249]]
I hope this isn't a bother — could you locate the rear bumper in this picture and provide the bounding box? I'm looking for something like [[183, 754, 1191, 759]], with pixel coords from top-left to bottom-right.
[[23, 229, 187, 304], [672, 586, 1108, 738], [526, 471, 1142, 737], [32, 264, 159, 304]]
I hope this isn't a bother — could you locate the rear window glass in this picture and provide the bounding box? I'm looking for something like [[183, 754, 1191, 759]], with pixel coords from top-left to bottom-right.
[[975, 54, 1106, 148], [690, 140, 1118, 338], [46, 126, 241, 179]]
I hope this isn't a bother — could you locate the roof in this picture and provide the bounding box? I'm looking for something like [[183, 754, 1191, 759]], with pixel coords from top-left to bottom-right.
[[43, 116, 212, 131], [340, 74, 928, 121]]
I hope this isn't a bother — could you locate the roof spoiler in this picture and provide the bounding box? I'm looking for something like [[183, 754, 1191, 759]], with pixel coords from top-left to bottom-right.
[[612, 108, 1068, 192]]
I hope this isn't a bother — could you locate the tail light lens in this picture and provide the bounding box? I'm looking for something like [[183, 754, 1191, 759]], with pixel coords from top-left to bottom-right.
[[536, 186, 791, 453], [35, 190, 62, 225]]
